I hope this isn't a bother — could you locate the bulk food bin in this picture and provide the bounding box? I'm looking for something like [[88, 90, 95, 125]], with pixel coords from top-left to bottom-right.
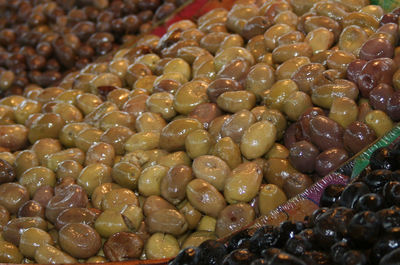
[[1, 0, 400, 264]]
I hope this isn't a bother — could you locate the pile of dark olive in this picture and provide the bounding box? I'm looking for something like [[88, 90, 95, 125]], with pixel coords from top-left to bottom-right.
[[0, 0, 400, 263], [0, 0, 186, 94], [169, 142, 400, 265]]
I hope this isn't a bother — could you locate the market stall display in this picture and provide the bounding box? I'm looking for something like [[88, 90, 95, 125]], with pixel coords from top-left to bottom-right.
[[0, 0, 399, 264]]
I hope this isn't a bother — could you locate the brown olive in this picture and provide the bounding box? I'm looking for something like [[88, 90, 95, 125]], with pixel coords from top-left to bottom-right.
[[369, 83, 394, 112], [143, 195, 175, 217], [242, 16, 272, 40], [59, 223, 102, 259], [207, 78, 243, 103], [289, 141, 320, 173], [309, 115, 345, 151], [343, 121, 377, 154], [188, 103, 222, 130], [357, 58, 396, 98], [32, 185, 54, 208], [386, 91, 400, 122], [17, 200, 45, 219], [55, 207, 98, 230], [315, 148, 349, 177], [3, 216, 47, 246], [359, 37, 394, 61], [160, 165, 193, 205], [215, 203, 255, 238], [0, 158, 15, 183], [282, 172, 313, 198], [103, 232, 144, 261], [46, 184, 89, 224], [0, 182, 29, 214]]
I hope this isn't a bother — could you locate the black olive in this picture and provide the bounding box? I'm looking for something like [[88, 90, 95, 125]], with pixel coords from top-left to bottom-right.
[[337, 182, 370, 209], [276, 221, 303, 247], [168, 247, 199, 265], [362, 169, 394, 193], [222, 249, 256, 265], [226, 229, 252, 252], [320, 184, 345, 207], [268, 252, 307, 265], [370, 147, 397, 171], [314, 211, 342, 248], [385, 181, 400, 206], [348, 211, 381, 248], [309, 208, 329, 227], [260, 248, 282, 261], [297, 229, 317, 247], [197, 240, 227, 265], [330, 241, 350, 265], [378, 208, 400, 231], [342, 250, 367, 265], [371, 227, 400, 264], [299, 251, 330, 265], [379, 247, 400, 265], [355, 193, 385, 212], [248, 225, 280, 253], [285, 235, 312, 256]]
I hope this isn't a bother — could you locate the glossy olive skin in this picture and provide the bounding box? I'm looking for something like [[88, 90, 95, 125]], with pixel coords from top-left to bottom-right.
[[59, 223, 102, 259], [315, 148, 349, 177], [343, 121, 377, 154], [0, 159, 16, 183], [103, 232, 144, 261], [357, 58, 396, 98], [289, 141, 319, 173], [359, 38, 394, 61], [309, 115, 344, 151]]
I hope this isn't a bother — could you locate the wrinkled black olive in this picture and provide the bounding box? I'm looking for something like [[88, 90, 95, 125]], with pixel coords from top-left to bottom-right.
[[320, 184, 345, 207], [249, 226, 280, 253], [348, 211, 381, 247], [227, 229, 252, 252], [337, 182, 370, 209], [370, 147, 397, 171], [197, 240, 227, 265], [330, 241, 350, 265], [362, 169, 394, 193], [276, 221, 304, 247], [355, 193, 385, 212], [378, 207, 400, 231], [383, 182, 400, 206], [371, 227, 400, 264], [285, 235, 312, 256], [222, 249, 256, 265]]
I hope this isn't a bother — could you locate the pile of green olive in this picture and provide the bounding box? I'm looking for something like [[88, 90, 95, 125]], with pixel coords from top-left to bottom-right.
[[0, 0, 400, 263]]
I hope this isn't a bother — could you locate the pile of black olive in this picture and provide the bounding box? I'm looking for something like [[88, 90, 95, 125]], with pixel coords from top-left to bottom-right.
[[168, 141, 400, 265], [0, 0, 185, 94]]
